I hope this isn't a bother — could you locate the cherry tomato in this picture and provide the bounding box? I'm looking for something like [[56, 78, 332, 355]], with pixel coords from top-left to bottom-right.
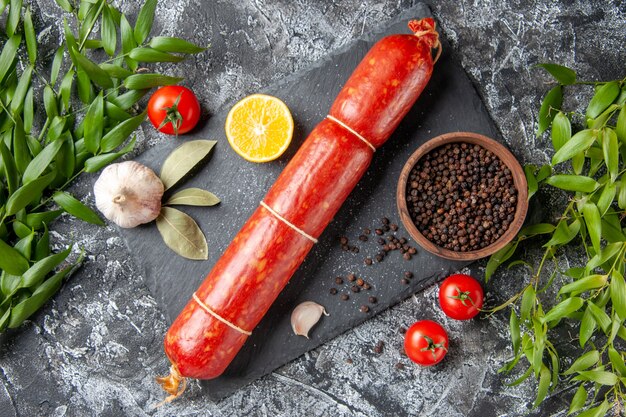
[[147, 85, 201, 135], [404, 320, 448, 366], [438, 273, 484, 320]]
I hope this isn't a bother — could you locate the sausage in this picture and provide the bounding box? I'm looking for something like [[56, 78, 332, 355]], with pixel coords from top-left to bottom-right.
[[157, 18, 440, 398]]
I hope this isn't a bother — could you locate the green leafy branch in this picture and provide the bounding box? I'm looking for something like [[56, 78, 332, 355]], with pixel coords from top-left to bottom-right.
[[485, 64, 626, 416], [0, 0, 206, 331]]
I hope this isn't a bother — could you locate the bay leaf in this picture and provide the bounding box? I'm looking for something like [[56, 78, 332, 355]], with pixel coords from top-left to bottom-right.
[[160, 140, 216, 190], [156, 207, 208, 260], [165, 188, 220, 206]]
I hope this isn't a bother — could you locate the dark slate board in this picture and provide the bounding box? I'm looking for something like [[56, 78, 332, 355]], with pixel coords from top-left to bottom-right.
[[119, 3, 501, 400]]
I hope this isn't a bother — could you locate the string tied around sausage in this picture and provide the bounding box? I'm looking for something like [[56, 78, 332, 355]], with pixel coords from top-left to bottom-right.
[[408, 17, 442, 64], [326, 114, 377, 152], [154, 364, 187, 407], [260, 201, 319, 243], [192, 292, 253, 336]]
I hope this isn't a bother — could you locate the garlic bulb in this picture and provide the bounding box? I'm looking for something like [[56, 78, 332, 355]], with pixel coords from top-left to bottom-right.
[[94, 161, 165, 228], [291, 301, 329, 339]]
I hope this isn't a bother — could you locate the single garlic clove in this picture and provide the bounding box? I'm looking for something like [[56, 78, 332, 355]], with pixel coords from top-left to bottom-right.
[[93, 161, 165, 228], [291, 301, 329, 339]]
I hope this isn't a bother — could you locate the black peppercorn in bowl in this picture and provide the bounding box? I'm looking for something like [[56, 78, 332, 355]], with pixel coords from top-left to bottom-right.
[[397, 132, 528, 261]]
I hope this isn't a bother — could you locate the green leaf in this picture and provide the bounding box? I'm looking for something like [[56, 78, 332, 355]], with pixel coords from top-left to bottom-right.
[[54, 0, 73, 12], [156, 207, 208, 260], [83, 39, 102, 49], [12, 220, 31, 239], [551, 129, 596, 165], [159, 140, 217, 190], [573, 370, 619, 386], [510, 309, 520, 354], [100, 111, 146, 152], [524, 165, 538, 199], [551, 111, 571, 151], [123, 74, 184, 90], [119, 14, 137, 72], [23, 6, 37, 64], [587, 301, 611, 333], [542, 297, 584, 323], [6, 0, 22, 38], [558, 275, 607, 295], [71, 47, 114, 89], [610, 270, 626, 320], [105, 101, 132, 121], [12, 116, 31, 175], [0, 140, 18, 195], [536, 164, 552, 182], [620, 174, 626, 210], [545, 175, 598, 193], [165, 188, 220, 206], [52, 192, 104, 225], [149, 36, 207, 54], [84, 91, 104, 154], [57, 134, 75, 179], [505, 366, 532, 386], [519, 223, 555, 237], [602, 128, 619, 181], [109, 89, 148, 110], [537, 85, 562, 137], [59, 69, 74, 111], [46, 116, 67, 142], [129, 47, 186, 63], [101, 5, 117, 56], [596, 183, 616, 216], [533, 365, 551, 408], [601, 214, 626, 242], [25, 210, 63, 229], [50, 47, 64, 87], [76, 69, 94, 104], [581, 202, 601, 254], [536, 63, 576, 85], [83, 136, 136, 173], [586, 81, 620, 120], [21, 246, 71, 288], [580, 306, 596, 348], [563, 350, 599, 375], [520, 286, 536, 322], [0, 238, 29, 276], [23, 87, 34, 134], [8, 263, 75, 328], [10, 65, 32, 115], [63, 18, 78, 65], [568, 385, 587, 415], [5, 171, 56, 215], [0, 34, 20, 84], [14, 232, 34, 260], [608, 346, 626, 376], [22, 139, 64, 185], [616, 105, 626, 144], [134, 0, 157, 44], [99, 63, 133, 79], [35, 224, 50, 261]]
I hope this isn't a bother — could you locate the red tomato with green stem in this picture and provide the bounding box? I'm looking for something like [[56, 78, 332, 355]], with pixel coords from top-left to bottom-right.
[[438, 274, 484, 320], [404, 320, 449, 366], [147, 85, 201, 136]]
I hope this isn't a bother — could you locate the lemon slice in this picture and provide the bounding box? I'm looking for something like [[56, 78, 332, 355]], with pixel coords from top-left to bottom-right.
[[225, 94, 294, 163]]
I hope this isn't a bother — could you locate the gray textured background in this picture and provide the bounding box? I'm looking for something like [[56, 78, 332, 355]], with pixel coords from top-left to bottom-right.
[[0, 1, 625, 416]]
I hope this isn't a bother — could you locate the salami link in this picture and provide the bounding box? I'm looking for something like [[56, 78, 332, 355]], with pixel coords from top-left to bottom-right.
[[158, 18, 440, 399]]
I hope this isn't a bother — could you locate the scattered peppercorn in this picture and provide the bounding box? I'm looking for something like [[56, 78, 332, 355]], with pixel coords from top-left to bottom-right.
[[406, 142, 517, 252], [360, 305, 369, 313], [373, 341, 384, 354], [404, 271, 413, 279], [351, 285, 360, 293], [329, 288, 338, 295], [364, 257, 373, 265], [339, 236, 348, 245], [351, 246, 359, 254], [403, 253, 412, 260], [390, 223, 399, 231], [347, 273, 356, 282], [377, 237, 386, 245], [358, 235, 368, 242], [399, 326, 407, 334], [375, 254, 384, 262], [400, 278, 409, 285], [346, 358, 353, 364], [395, 362, 405, 370], [375, 229, 383, 235], [341, 294, 349, 301], [368, 296, 377, 304], [382, 217, 390, 225], [363, 282, 371, 290], [335, 277, 343, 285], [356, 278, 365, 287], [363, 228, 371, 235]]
